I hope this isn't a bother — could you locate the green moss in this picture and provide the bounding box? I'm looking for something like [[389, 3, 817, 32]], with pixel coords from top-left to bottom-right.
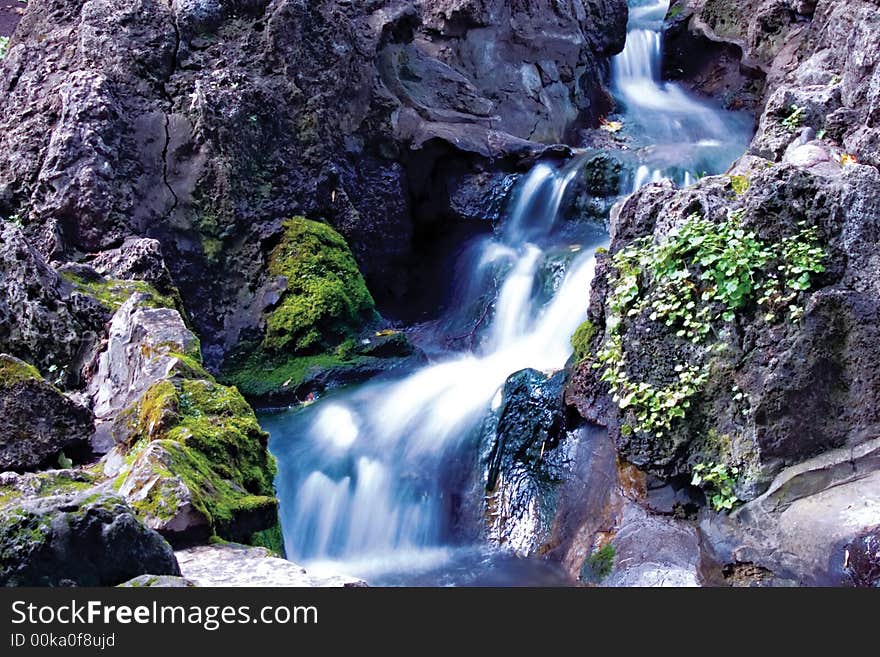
[[263, 216, 375, 355], [63, 272, 178, 313], [117, 377, 278, 540], [0, 355, 42, 388], [250, 523, 284, 557], [581, 543, 616, 583], [571, 320, 597, 363], [667, 4, 683, 19], [729, 175, 750, 195]]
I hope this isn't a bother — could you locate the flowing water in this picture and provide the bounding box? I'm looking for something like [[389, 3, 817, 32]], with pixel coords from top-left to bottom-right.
[[259, 0, 753, 586]]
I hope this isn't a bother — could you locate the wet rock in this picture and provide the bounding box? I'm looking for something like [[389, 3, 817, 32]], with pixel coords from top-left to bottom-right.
[[482, 368, 569, 554], [0, 354, 94, 471], [604, 502, 710, 587], [87, 294, 203, 452], [845, 527, 880, 588], [0, 478, 180, 586], [700, 438, 880, 586], [175, 543, 366, 587]]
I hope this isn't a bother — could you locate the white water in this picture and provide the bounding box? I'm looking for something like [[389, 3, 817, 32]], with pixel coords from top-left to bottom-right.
[[613, 0, 752, 192], [261, 0, 752, 585], [262, 157, 605, 582]]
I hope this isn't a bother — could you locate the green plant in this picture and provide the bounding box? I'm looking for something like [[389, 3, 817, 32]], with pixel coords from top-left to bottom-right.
[[691, 462, 740, 511], [580, 543, 615, 583], [728, 175, 750, 195], [593, 212, 827, 438], [781, 104, 806, 132], [0, 37, 9, 60]]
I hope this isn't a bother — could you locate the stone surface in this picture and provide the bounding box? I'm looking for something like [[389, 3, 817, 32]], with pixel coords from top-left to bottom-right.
[[700, 438, 880, 586], [0, 477, 180, 586], [175, 543, 366, 587], [0, 354, 94, 471], [118, 574, 196, 587], [87, 294, 202, 452]]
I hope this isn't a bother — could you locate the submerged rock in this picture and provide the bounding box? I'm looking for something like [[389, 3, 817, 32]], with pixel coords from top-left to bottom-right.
[[0, 474, 180, 586], [174, 543, 366, 587], [0, 354, 93, 471]]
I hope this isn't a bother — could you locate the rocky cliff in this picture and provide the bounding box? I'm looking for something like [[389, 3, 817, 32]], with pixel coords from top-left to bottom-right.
[[560, 0, 880, 586]]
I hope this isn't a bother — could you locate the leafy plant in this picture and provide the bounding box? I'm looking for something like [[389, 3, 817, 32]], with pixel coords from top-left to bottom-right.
[[0, 37, 9, 60], [592, 212, 827, 438], [781, 104, 806, 132], [692, 462, 740, 511]]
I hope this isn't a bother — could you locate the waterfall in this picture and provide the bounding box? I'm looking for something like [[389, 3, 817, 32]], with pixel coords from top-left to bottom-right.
[[260, 0, 753, 585], [262, 157, 605, 582], [613, 0, 752, 192]]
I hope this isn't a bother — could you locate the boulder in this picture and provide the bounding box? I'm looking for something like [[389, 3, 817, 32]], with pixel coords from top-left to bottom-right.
[[118, 574, 196, 587], [700, 438, 880, 586], [0, 473, 180, 586], [174, 543, 366, 587], [87, 294, 203, 452], [0, 354, 94, 471]]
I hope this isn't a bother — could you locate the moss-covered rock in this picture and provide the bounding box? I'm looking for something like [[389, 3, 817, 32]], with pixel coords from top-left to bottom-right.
[[264, 216, 376, 355], [0, 479, 180, 586], [109, 377, 277, 545], [0, 354, 94, 472]]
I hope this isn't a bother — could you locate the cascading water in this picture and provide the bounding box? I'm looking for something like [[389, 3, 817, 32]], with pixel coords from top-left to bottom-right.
[[612, 0, 752, 192], [260, 0, 753, 585], [262, 156, 606, 584]]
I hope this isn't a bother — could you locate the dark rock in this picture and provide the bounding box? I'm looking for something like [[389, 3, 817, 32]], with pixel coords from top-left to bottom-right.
[[0, 480, 180, 587], [845, 528, 880, 588], [0, 354, 94, 471], [88, 237, 177, 294], [0, 223, 99, 383]]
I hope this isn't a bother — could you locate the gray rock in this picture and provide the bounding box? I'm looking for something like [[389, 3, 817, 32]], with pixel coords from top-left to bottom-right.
[[0, 223, 97, 381], [0, 354, 94, 472], [88, 237, 176, 293], [0, 480, 180, 586], [87, 294, 202, 452], [175, 543, 366, 587], [118, 574, 197, 587], [701, 438, 880, 586]]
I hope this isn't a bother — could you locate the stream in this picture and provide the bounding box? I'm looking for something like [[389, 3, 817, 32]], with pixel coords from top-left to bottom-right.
[[258, 0, 753, 586]]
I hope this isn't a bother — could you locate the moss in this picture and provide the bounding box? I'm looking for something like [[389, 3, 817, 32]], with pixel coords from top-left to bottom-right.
[[729, 175, 750, 195], [117, 377, 277, 540], [0, 355, 42, 388], [570, 320, 597, 363], [581, 543, 616, 583], [263, 216, 375, 355], [250, 523, 284, 556], [223, 350, 373, 400], [63, 272, 179, 313]]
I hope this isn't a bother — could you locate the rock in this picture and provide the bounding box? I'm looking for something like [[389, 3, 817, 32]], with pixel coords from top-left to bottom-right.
[[0, 354, 94, 471], [174, 543, 366, 587], [700, 438, 880, 586], [482, 368, 569, 554], [87, 294, 203, 452], [0, 223, 98, 382], [0, 0, 629, 366], [0, 480, 180, 586], [88, 237, 177, 294], [603, 502, 711, 587], [102, 376, 278, 546], [118, 574, 196, 587]]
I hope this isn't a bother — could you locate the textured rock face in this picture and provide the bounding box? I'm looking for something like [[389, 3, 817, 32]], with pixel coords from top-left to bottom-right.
[[0, 474, 180, 586], [0, 223, 100, 381], [0, 354, 94, 471], [563, 0, 880, 586], [87, 293, 203, 451], [0, 0, 628, 365]]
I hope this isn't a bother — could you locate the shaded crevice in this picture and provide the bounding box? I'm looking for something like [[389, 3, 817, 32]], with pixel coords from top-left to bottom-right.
[[160, 6, 182, 216]]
